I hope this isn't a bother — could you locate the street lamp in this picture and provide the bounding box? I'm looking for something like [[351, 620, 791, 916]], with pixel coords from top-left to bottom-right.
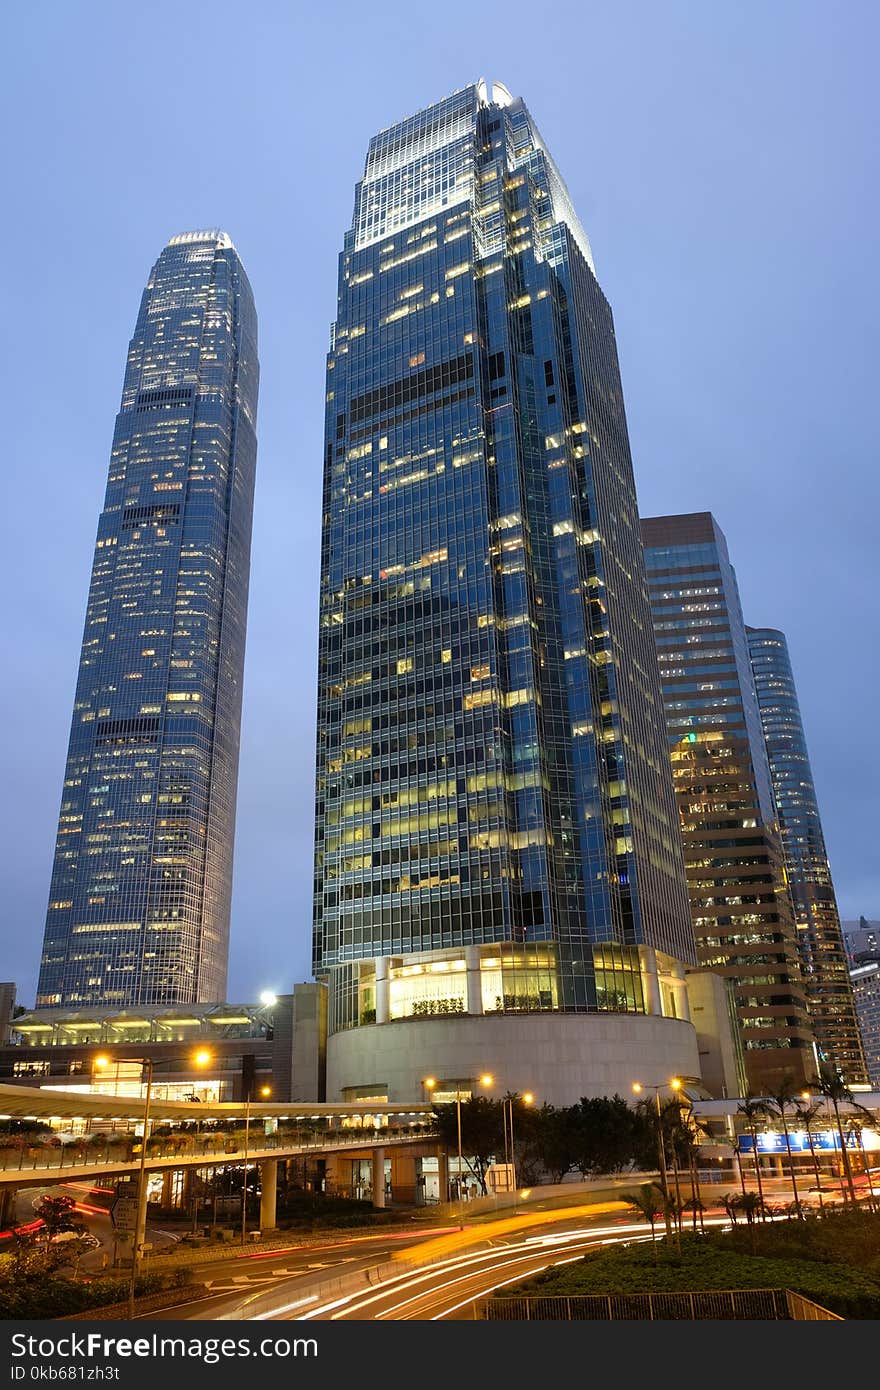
[[422, 1072, 491, 1223], [95, 1045, 211, 1317], [503, 1091, 534, 1195], [241, 1083, 272, 1244], [632, 1078, 681, 1243]]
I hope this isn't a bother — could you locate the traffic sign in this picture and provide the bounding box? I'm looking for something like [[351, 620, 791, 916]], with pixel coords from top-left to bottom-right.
[[111, 1198, 138, 1231]]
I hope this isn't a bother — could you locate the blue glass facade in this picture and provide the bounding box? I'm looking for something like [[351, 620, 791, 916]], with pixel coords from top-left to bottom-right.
[[37, 232, 259, 1009], [747, 627, 867, 1083], [314, 84, 696, 1039], [642, 513, 815, 1090]]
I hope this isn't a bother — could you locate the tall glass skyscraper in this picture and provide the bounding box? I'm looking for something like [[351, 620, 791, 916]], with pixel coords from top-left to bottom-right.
[[37, 231, 259, 1009], [747, 627, 867, 1084], [642, 513, 815, 1091], [314, 83, 703, 1104]]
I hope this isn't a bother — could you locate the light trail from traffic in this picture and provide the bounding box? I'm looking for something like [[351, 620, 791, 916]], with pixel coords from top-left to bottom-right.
[[279, 1215, 736, 1321]]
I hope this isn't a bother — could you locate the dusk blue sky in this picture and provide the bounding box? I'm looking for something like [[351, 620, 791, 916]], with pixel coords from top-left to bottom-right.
[[2, 2, 877, 1007]]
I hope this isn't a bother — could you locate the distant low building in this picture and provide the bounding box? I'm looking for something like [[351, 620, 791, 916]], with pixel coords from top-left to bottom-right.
[[0, 984, 326, 1104], [0, 984, 16, 1044], [844, 917, 880, 964]]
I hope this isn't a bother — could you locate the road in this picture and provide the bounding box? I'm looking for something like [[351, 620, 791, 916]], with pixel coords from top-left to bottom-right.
[[300, 1212, 724, 1321], [139, 1224, 466, 1321], [138, 1174, 842, 1322], [9, 1181, 182, 1269], [143, 1204, 730, 1321]]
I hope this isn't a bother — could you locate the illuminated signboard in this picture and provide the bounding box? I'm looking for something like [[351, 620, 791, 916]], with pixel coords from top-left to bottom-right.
[[738, 1130, 857, 1153]]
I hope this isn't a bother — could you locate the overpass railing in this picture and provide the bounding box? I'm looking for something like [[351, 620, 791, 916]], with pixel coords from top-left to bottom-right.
[[0, 1124, 434, 1179]]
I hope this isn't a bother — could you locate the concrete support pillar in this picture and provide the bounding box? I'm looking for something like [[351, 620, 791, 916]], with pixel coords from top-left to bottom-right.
[[375, 956, 390, 1024], [672, 962, 691, 1023], [371, 1146, 386, 1209], [437, 1151, 448, 1204], [465, 945, 482, 1015], [640, 946, 663, 1016], [259, 1158, 278, 1233], [161, 1170, 174, 1207]]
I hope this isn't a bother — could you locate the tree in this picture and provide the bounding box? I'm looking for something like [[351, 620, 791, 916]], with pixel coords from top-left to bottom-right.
[[794, 1098, 827, 1212], [762, 1077, 804, 1217], [841, 1110, 879, 1213], [570, 1096, 640, 1176], [670, 1096, 712, 1231], [34, 1195, 85, 1243], [623, 1183, 663, 1244], [736, 1096, 768, 1218], [530, 1105, 576, 1184], [813, 1066, 858, 1205], [682, 1195, 705, 1232], [736, 1190, 766, 1252], [432, 1097, 503, 1195]]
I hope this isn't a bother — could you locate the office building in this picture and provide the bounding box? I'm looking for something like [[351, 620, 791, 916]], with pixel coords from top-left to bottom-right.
[[37, 232, 259, 1009], [642, 512, 814, 1091], [3, 986, 325, 1104], [747, 626, 867, 1084], [0, 985, 16, 1045], [313, 82, 710, 1105], [844, 918, 880, 964], [849, 961, 880, 1089]]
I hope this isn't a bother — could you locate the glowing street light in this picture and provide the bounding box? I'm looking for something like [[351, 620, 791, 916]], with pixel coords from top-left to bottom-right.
[[632, 1078, 682, 1243], [94, 1045, 212, 1317], [422, 1072, 491, 1222], [237, 1078, 271, 1245], [504, 1090, 535, 1194]]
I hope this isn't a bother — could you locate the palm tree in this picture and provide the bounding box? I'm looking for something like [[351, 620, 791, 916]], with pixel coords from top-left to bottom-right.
[[736, 1096, 768, 1217], [737, 1190, 766, 1252], [623, 1183, 664, 1245], [814, 1066, 858, 1205], [853, 1100, 880, 1211], [661, 1100, 687, 1234], [795, 1098, 826, 1213], [683, 1195, 705, 1232], [669, 1097, 712, 1230], [762, 1077, 804, 1217], [842, 1110, 878, 1212]]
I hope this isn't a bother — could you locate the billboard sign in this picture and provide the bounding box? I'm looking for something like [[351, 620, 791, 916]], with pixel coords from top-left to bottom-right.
[[738, 1130, 857, 1153]]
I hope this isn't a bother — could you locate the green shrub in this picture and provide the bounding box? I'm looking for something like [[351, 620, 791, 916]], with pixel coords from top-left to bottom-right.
[[0, 1266, 191, 1319], [498, 1232, 880, 1318]]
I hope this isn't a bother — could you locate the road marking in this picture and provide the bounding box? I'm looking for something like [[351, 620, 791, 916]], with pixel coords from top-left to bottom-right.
[[204, 1256, 357, 1291]]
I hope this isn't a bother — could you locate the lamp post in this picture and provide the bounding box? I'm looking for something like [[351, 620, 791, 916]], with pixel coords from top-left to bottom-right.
[[95, 1053, 154, 1320], [505, 1091, 534, 1194], [422, 1073, 491, 1224], [241, 1083, 271, 1244], [632, 1079, 681, 1244]]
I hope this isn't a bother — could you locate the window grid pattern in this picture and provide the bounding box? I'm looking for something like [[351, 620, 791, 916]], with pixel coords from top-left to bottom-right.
[[643, 513, 815, 1091], [37, 233, 259, 1009], [315, 87, 696, 1031], [747, 627, 868, 1084]]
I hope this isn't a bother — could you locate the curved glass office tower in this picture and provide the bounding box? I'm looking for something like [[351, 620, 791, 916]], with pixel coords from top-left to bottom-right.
[[642, 513, 815, 1091], [314, 83, 701, 1103], [747, 627, 867, 1084], [37, 232, 259, 1009]]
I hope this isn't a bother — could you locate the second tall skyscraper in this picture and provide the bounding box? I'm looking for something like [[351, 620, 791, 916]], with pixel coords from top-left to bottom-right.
[[38, 232, 258, 1009], [314, 83, 702, 1103]]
